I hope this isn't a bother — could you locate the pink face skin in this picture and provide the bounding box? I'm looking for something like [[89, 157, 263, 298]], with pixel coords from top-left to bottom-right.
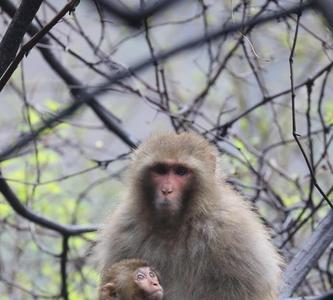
[[149, 161, 193, 215], [133, 267, 163, 300]]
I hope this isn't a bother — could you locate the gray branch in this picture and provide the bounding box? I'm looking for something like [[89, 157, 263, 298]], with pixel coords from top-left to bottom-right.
[[0, 0, 137, 151], [280, 210, 333, 298], [286, 291, 333, 300], [315, 0, 333, 29]]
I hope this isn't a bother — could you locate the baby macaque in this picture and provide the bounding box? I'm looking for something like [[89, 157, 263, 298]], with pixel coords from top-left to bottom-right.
[[99, 259, 163, 300]]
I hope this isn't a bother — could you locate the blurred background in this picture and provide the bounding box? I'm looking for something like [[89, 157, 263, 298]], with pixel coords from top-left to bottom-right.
[[0, 0, 332, 299]]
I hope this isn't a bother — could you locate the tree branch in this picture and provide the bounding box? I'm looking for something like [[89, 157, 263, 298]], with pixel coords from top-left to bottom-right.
[[0, 0, 79, 91], [0, 0, 43, 76], [280, 210, 333, 298], [286, 291, 333, 300], [0, 0, 314, 161], [95, 0, 180, 27], [0, 172, 98, 236], [315, 0, 333, 29], [0, 0, 137, 150]]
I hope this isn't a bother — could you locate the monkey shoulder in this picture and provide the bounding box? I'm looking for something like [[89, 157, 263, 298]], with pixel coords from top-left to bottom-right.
[[200, 195, 282, 283], [190, 215, 281, 298]]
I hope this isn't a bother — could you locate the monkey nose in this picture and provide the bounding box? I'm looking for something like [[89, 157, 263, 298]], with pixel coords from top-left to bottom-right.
[[161, 188, 172, 195], [150, 279, 159, 286]]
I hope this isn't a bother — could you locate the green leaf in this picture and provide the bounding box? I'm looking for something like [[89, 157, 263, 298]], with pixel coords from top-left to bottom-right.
[[46, 99, 61, 112]]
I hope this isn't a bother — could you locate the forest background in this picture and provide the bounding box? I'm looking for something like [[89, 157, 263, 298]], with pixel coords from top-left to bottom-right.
[[0, 1, 332, 299]]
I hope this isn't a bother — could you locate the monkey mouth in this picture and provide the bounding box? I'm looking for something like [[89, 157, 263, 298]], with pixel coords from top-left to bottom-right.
[[158, 198, 179, 208], [149, 288, 163, 298], [157, 202, 180, 215]]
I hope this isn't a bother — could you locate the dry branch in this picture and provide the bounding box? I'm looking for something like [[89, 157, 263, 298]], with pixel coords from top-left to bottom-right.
[[0, 0, 314, 161], [280, 210, 333, 298], [0, 0, 43, 76], [0, 172, 98, 236]]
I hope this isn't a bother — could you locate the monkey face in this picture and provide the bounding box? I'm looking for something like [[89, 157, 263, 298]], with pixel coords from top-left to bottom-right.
[[133, 267, 163, 300], [146, 161, 194, 219]]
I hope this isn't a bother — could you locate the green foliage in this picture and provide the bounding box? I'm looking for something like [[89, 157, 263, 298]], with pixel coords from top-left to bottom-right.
[[0, 140, 99, 298], [282, 194, 300, 206], [233, 138, 255, 163], [46, 99, 62, 112], [0, 201, 12, 218], [324, 100, 333, 125]]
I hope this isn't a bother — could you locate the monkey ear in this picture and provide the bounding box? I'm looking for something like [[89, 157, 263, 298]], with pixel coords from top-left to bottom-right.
[[100, 283, 118, 300]]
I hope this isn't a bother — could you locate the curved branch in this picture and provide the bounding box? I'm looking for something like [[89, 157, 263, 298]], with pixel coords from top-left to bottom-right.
[[96, 0, 180, 27], [0, 172, 98, 236]]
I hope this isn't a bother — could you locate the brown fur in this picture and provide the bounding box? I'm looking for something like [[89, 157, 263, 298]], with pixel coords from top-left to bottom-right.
[[95, 132, 283, 300]]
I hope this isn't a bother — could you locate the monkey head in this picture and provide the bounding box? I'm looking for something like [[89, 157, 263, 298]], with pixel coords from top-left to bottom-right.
[[129, 132, 219, 225], [133, 265, 163, 300], [99, 259, 163, 300]]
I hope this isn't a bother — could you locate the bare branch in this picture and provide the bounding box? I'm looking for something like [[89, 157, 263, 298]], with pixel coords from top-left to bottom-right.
[[0, 0, 79, 91], [95, 0, 180, 27], [280, 210, 333, 298], [286, 291, 333, 300], [0, 0, 138, 150], [0, 0, 43, 76], [315, 0, 333, 29], [0, 0, 314, 161], [0, 172, 98, 235]]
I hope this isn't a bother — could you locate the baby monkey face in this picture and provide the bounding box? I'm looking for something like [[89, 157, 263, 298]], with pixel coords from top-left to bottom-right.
[[133, 267, 163, 300]]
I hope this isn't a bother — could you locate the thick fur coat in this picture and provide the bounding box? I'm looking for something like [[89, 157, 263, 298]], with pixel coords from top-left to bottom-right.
[[95, 133, 282, 300]]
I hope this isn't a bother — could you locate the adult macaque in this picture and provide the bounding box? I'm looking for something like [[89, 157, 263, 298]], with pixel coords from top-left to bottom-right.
[[99, 259, 163, 300], [95, 132, 283, 300]]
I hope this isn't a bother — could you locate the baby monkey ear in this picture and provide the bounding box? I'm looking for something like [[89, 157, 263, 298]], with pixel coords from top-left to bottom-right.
[[100, 282, 118, 300]]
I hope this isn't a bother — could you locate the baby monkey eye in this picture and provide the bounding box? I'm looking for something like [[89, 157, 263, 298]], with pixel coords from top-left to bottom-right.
[[174, 165, 189, 176], [149, 271, 156, 278], [151, 163, 168, 175], [137, 273, 145, 281]]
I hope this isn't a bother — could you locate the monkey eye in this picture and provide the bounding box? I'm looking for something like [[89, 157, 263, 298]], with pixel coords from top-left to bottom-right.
[[149, 271, 156, 278], [174, 165, 189, 176], [136, 273, 146, 281], [151, 163, 168, 175]]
